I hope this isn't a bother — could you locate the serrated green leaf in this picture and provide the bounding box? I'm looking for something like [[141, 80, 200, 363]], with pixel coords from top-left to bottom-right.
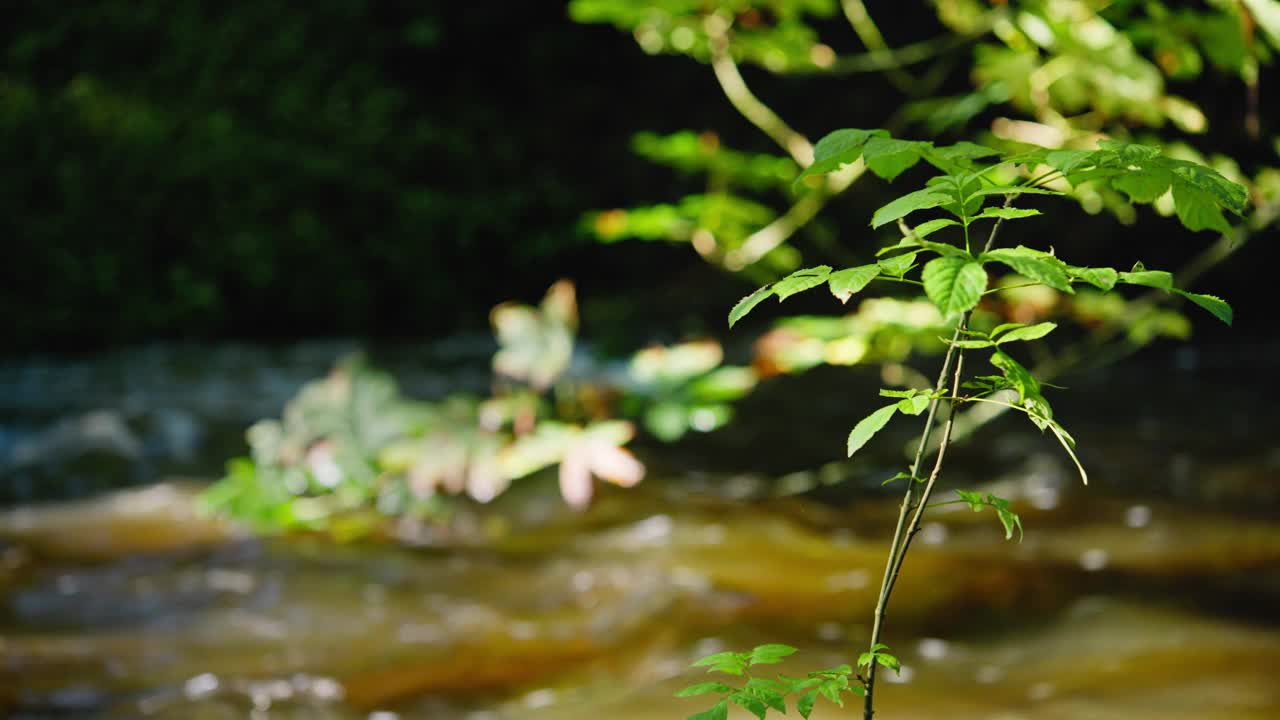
[[828, 265, 880, 303], [729, 692, 769, 720], [847, 404, 898, 457], [798, 128, 890, 183], [878, 251, 920, 277], [995, 322, 1057, 344], [875, 653, 901, 674], [905, 218, 961, 239], [871, 187, 952, 228], [774, 266, 832, 301], [689, 698, 729, 720], [926, 141, 1001, 172], [729, 286, 773, 328], [677, 682, 733, 697], [1118, 269, 1174, 290], [982, 247, 1073, 293], [1067, 265, 1119, 291], [797, 690, 818, 719], [692, 651, 749, 675], [749, 644, 798, 665], [1043, 149, 1094, 174], [1173, 290, 1233, 325], [976, 207, 1043, 221], [878, 388, 919, 399], [896, 394, 931, 415], [1172, 181, 1232, 233], [863, 137, 931, 181], [743, 679, 788, 713], [922, 256, 988, 315], [1112, 167, 1173, 203]]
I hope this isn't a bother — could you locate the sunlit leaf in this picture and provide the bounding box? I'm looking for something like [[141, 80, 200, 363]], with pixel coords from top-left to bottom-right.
[[798, 128, 889, 182], [828, 264, 880, 303], [982, 247, 1073, 292], [847, 404, 898, 457], [871, 187, 953, 228], [862, 136, 931, 181], [774, 265, 833, 300], [729, 285, 774, 328], [922, 256, 987, 315], [676, 682, 732, 698], [995, 321, 1057, 344], [1173, 290, 1233, 325]]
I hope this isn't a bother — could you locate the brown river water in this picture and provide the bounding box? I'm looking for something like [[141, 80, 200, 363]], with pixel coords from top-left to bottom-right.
[[1, 342, 1278, 718]]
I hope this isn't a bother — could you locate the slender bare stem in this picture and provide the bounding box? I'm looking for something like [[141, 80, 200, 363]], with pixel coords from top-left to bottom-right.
[[862, 209, 1012, 719]]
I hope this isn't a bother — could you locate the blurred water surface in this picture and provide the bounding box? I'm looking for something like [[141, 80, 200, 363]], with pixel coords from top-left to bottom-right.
[[1, 341, 1278, 719]]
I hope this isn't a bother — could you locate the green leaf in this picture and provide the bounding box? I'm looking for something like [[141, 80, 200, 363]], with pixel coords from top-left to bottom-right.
[[828, 265, 880, 303], [1112, 168, 1173, 203], [976, 207, 1042, 221], [922, 256, 988, 315], [982, 247, 1073, 293], [729, 692, 769, 720], [995, 322, 1057, 344], [896, 394, 931, 415], [797, 690, 818, 719], [1173, 290, 1233, 326], [1048, 419, 1089, 485], [729, 286, 773, 328], [905, 218, 961, 239], [798, 128, 889, 182], [882, 471, 919, 486], [677, 682, 733, 697], [749, 644, 798, 665], [956, 489, 984, 511], [996, 505, 1024, 541], [1118, 269, 1174, 291], [1067, 265, 1119, 291], [818, 681, 844, 706], [692, 651, 749, 675], [1172, 181, 1232, 234], [875, 653, 901, 674], [847, 404, 899, 457], [862, 137, 931, 181], [743, 679, 788, 713], [689, 698, 729, 720], [871, 187, 952, 228], [877, 251, 920, 277], [774, 266, 833, 301], [926, 141, 1001, 172]]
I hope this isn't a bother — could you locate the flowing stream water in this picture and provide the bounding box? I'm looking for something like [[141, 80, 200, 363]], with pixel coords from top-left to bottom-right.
[[1, 341, 1277, 719]]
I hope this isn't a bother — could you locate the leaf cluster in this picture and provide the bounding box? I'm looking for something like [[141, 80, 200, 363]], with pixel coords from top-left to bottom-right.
[[677, 644, 871, 720]]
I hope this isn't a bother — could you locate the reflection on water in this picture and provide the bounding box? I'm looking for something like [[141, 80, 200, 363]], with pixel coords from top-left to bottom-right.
[[1, 342, 1278, 718]]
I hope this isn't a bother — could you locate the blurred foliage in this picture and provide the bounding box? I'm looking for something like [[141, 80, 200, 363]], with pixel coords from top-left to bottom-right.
[[571, 0, 1280, 387], [1, 2, 735, 349], [201, 281, 758, 534]]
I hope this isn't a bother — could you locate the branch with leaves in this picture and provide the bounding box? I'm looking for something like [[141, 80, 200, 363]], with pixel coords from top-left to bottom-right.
[[681, 128, 1245, 719]]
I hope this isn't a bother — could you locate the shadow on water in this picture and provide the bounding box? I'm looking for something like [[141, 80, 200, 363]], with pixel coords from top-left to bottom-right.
[[1, 341, 1278, 718]]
